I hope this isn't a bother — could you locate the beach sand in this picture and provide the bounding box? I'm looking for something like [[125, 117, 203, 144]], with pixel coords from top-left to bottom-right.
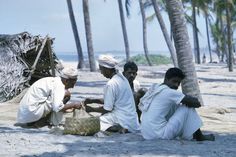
[[0, 63, 236, 157]]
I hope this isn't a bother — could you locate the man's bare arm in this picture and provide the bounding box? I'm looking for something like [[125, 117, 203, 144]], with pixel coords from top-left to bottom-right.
[[181, 95, 201, 108], [60, 102, 82, 112], [84, 98, 104, 105], [85, 106, 109, 115]]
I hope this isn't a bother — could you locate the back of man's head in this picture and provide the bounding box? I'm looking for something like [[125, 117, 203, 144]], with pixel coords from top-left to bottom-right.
[[60, 67, 78, 79], [123, 61, 138, 72], [164, 67, 185, 80], [98, 54, 118, 69]]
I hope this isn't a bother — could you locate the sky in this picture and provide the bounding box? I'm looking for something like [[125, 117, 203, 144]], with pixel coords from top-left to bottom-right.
[[0, 0, 209, 55]]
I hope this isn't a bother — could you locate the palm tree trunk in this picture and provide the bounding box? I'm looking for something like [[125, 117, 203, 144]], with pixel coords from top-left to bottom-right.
[[192, 0, 201, 64], [118, 0, 130, 61], [226, 0, 233, 72], [83, 0, 96, 71], [220, 16, 228, 63], [205, 16, 212, 63], [139, 0, 152, 66], [166, 0, 203, 104], [151, 0, 178, 67], [66, 0, 85, 69]]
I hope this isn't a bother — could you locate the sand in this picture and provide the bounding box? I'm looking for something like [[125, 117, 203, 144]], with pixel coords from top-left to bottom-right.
[[0, 63, 236, 157]]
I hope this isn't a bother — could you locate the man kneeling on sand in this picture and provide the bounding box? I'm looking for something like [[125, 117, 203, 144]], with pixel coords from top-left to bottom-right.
[[84, 55, 140, 133], [15, 67, 82, 128], [140, 67, 215, 141]]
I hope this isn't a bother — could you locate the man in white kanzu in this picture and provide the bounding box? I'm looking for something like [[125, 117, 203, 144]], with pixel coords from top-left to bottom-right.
[[122, 61, 147, 122], [84, 55, 140, 133], [15, 67, 82, 128], [139, 67, 215, 141]]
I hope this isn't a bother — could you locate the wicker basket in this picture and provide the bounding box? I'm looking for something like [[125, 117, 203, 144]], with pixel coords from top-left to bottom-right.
[[64, 108, 100, 136]]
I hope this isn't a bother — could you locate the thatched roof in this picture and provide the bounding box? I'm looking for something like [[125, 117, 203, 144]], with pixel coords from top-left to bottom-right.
[[0, 32, 60, 102]]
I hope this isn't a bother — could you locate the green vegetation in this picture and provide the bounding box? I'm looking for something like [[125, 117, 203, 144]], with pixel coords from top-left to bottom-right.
[[128, 54, 171, 65]]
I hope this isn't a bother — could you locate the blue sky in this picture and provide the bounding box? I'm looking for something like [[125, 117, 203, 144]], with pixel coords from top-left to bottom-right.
[[0, 0, 209, 55]]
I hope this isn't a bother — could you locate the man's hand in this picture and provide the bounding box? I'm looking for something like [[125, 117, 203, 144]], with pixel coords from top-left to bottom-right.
[[74, 102, 83, 109], [181, 95, 201, 108], [189, 101, 201, 108], [85, 105, 94, 113]]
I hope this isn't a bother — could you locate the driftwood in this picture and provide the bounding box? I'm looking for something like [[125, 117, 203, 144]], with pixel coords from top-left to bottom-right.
[[0, 32, 60, 102]]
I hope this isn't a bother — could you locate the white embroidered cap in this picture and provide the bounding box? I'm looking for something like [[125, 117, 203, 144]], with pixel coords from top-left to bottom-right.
[[60, 67, 78, 79], [98, 54, 118, 69]]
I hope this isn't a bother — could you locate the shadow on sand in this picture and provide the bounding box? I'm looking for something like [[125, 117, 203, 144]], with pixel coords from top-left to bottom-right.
[[76, 81, 107, 88], [17, 130, 236, 157]]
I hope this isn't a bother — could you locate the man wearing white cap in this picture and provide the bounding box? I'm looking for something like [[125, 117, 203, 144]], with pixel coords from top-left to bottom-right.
[[15, 67, 83, 128], [84, 54, 140, 133]]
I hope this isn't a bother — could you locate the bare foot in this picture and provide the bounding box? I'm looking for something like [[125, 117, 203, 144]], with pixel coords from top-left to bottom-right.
[[119, 128, 129, 134], [193, 129, 215, 141], [107, 125, 129, 134], [14, 122, 39, 129], [195, 134, 215, 141], [107, 124, 123, 132]]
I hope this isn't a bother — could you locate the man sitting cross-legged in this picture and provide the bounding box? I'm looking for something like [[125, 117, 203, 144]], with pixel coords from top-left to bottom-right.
[[139, 67, 215, 141], [84, 55, 140, 134]]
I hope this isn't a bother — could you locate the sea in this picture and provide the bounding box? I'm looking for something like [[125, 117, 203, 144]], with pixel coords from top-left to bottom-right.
[[56, 51, 170, 62]]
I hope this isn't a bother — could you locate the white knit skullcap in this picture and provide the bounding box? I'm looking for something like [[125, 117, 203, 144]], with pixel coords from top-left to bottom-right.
[[60, 67, 78, 79], [98, 54, 118, 69]]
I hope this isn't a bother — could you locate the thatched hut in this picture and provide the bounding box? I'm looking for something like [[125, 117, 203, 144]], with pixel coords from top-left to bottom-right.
[[0, 32, 61, 102]]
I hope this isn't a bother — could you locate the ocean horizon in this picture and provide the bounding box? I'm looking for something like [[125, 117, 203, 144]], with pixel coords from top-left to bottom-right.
[[56, 50, 171, 62], [56, 48, 216, 63]]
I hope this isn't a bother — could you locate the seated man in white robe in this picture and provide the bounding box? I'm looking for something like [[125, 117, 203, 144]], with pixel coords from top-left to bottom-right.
[[84, 55, 140, 133], [140, 67, 215, 141], [15, 67, 83, 128], [122, 61, 147, 122]]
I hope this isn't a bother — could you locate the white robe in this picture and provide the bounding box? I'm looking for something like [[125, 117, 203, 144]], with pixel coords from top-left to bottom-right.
[[100, 72, 140, 133], [133, 79, 140, 92], [17, 77, 65, 125], [140, 84, 202, 140]]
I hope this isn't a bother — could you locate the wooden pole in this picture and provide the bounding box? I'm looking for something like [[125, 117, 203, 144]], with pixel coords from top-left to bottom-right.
[[31, 36, 48, 73], [47, 38, 55, 76]]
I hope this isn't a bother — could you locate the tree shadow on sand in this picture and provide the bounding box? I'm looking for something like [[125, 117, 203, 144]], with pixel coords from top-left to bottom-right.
[[141, 71, 165, 79], [202, 93, 236, 100], [76, 81, 107, 88], [198, 77, 236, 83], [0, 126, 48, 134], [18, 131, 236, 157]]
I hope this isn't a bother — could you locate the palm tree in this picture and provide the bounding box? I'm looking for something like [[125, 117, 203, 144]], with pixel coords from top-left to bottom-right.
[[83, 0, 96, 71], [213, 1, 228, 63], [225, 0, 233, 71], [183, 0, 213, 64], [117, 0, 130, 61], [139, 0, 152, 66], [191, 0, 201, 64], [66, 0, 85, 69], [205, 14, 213, 63], [166, 0, 203, 104], [151, 0, 178, 67], [200, 0, 214, 63], [210, 21, 222, 62]]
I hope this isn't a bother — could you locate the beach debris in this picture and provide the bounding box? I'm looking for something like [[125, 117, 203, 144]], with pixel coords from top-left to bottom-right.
[[0, 32, 61, 102], [215, 108, 231, 114]]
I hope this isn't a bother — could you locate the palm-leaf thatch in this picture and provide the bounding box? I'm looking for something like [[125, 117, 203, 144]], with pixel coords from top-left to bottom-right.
[[0, 32, 61, 102]]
